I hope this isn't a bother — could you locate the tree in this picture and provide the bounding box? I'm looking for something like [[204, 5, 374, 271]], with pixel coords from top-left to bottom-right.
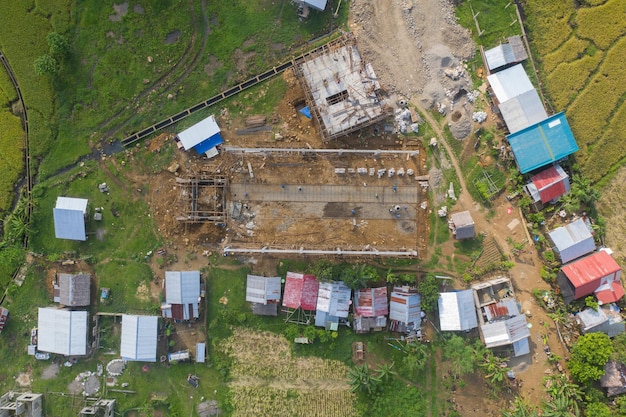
[[47, 32, 70, 57], [348, 365, 381, 394], [479, 350, 509, 388], [443, 334, 476, 378], [310, 260, 333, 281], [584, 402, 611, 417], [418, 273, 440, 312], [34, 54, 58, 76], [568, 333, 613, 384], [543, 374, 582, 406], [541, 395, 578, 417], [375, 362, 396, 383], [613, 332, 626, 363], [341, 264, 379, 289], [402, 341, 429, 375]]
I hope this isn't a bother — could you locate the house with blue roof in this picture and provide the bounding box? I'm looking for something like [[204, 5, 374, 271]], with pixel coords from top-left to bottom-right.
[[506, 112, 579, 174], [176, 115, 223, 158]]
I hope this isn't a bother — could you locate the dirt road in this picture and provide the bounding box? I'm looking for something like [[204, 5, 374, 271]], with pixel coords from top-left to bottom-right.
[[350, 0, 564, 410]]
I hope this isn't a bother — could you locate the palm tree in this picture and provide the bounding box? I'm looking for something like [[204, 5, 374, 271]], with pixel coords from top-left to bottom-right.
[[348, 365, 381, 395], [375, 362, 396, 383], [501, 396, 538, 417], [544, 374, 582, 404], [541, 394, 579, 417], [480, 351, 509, 388]]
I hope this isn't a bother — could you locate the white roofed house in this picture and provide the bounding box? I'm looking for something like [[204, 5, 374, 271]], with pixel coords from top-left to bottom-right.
[[483, 36, 528, 73], [37, 307, 88, 356], [547, 218, 595, 264], [246, 275, 282, 316], [176, 115, 223, 158], [450, 211, 475, 240], [438, 290, 478, 332], [53, 197, 88, 241], [121, 314, 158, 362], [315, 281, 351, 330], [389, 287, 421, 336], [161, 271, 201, 321]]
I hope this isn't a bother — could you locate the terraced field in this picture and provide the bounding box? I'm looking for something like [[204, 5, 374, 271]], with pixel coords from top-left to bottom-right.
[[525, 0, 626, 183]]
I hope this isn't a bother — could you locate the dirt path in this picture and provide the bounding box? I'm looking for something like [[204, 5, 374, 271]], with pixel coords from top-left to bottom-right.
[[350, 0, 564, 409]]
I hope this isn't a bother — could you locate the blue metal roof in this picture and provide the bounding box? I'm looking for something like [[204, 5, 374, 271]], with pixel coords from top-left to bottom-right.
[[507, 112, 579, 173], [194, 133, 223, 155]]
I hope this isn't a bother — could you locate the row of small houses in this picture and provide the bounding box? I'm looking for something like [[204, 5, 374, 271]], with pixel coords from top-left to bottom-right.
[[247, 273, 536, 357], [28, 270, 205, 363]]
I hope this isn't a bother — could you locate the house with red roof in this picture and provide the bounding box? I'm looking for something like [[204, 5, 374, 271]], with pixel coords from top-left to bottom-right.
[[282, 272, 319, 324], [524, 164, 570, 209], [353, 287, 388, 333], [557, 250, 624, 305]]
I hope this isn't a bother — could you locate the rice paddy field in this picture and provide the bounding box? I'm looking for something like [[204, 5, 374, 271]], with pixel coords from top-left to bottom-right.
[[525, 0, 626, 183]]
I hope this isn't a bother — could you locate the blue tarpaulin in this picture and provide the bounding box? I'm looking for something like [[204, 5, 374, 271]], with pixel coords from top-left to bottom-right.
[[299, 106, 312, 119], [194, 133, 223, 155]]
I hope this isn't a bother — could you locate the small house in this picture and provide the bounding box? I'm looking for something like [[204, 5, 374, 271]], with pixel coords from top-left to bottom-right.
[[176, 115, 223, 158], [450, 211, 475, 239], [37, 307, 88, 356], [120, 314, 158, 362], [601, 361, 626, 397], [0, 392, 43, 417], [54, 273, 91, 307], [353, 287, 388, 333], [548, 218, 595, 264], [575, 305, 625, 337], [557, 250, 624, 305], [438, 290, 478, 332], [161, 271, 201, 321], [195, 343, 205, 363], [282, 272, 319, 324], [315, 281, 351, 330], [53, 197, 88, 241], [524, 165, 570, 208], [483, 36, 528, 73], [246, 275, 282, 316], [389, 287, 421, 334]]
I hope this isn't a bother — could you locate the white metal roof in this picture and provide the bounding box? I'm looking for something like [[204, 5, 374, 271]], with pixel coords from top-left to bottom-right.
[[487, 64, 535, 103], [549, 218, 595, 263], [246, 275, 282, 305], [438, 290, 478, 331], [303, 0, 327, 11], [482, 314, 530, 349], [316, 281, 351, 318], [37, 308, 88, 355], [165, 271, 200, 304], [498, 89, 548, 134], [54, 197, 88, 241], [485, 44, 515, 71], [121, 315, 158, 362], [177, 115, 220, 150], [389, 291, 421, 325], [196, 343, 206, 363]]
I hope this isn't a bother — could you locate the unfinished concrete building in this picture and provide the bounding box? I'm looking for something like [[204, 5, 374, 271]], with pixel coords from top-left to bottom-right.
[[0, 392, 43, 417], [79, 399, 115, 417], [176, 172, 227, 223], [293, 34, 390, 142]]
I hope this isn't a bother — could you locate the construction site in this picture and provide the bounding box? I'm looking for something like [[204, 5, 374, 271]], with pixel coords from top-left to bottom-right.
[[149, 34, 429, 258]]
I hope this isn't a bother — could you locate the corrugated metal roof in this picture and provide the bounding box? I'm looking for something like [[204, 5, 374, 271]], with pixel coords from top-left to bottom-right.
[[451, 211, 473, 227], [482, 314, 530, 348], [484, 298, 519, 321], [487, 64, 534, 102], [498, 89, 548, 134], [165, 271, 200, 304], [507, 112, 579, 174], [246, 275, 281, 305], [54, 197, 88, 241], [303, 0, 327, 10], [282, 272, 319, 311], [193, 133, 223, 155], [485, 44, 516, 71], [389, 291, 421, 325], [316, 281, 351, 318], [508, 36, 528, 62], [549, 218, 595, 263], [196, 343, 205, 363], [596, 281, 625, 304], [58, 273, 91, 306], [354, 287, 388, 317], [527, 165, 570, 203], [441, 290, 478, 331], [177, 115, 220, 150], [562, 251, 621, 289], [121, 314, 158, 362], [37, 308, 88, 356], [576, 307, 608, 331]]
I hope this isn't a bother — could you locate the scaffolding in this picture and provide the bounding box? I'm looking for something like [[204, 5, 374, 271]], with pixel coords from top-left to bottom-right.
[[176, 173, 227, 223], [293, 33, 390, 142]]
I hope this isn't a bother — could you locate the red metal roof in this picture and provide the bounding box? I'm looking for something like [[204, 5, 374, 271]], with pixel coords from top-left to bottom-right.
[[282, 272, 319, 311], [531, 165, 569, 203], [354, 287, 388, 317], [596, 281, 625, 304], [562, 251, 622, 289]]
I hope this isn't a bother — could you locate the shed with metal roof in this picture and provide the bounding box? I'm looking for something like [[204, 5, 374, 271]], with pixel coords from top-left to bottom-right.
[[282, 272, 319, 324], [524, 164, 570, 205], [507, 112, 579, 174], [438, 290, 478, 331], [450, 211, 475, 239], [557, 250, 624, 304], [121, 314, 158, 362], [37, 308, 88, 356], [484, 36, 528, 72], [498, 89, 547, 134], [161, 271, 200, 321], [246, 275, 282, 305], [176, 115, 223, 157], [548, 218, 595, 264], [315, 281, 351, 328], [53, 197, 88, 241]]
